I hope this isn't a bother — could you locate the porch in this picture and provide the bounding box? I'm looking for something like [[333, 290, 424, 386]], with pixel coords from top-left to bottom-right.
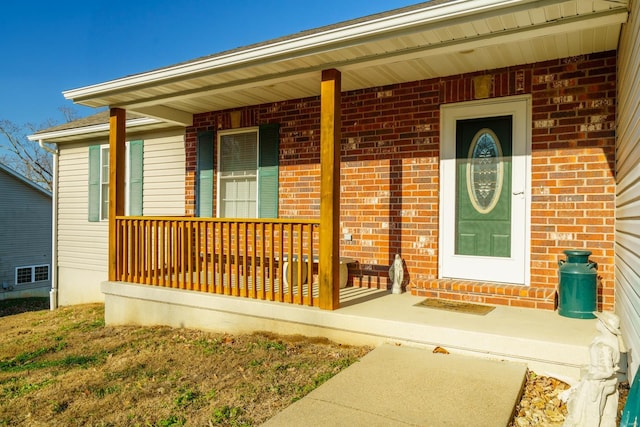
[[101, 279, 597, 381]]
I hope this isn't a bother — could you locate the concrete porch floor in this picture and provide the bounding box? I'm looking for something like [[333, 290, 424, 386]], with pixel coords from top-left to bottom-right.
[[102, 281, 597, 381]]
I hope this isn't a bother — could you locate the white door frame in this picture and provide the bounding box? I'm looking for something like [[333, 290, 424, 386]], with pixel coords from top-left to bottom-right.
[[439, 95, 531, 285]]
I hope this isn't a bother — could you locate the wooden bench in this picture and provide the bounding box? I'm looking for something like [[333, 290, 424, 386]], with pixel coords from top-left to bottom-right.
[[281, 255, 355, 288]]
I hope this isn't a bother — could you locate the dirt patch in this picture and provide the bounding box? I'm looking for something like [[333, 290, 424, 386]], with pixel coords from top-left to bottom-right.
[[0, 301, 370, 426], [0, 297, 49, 317]]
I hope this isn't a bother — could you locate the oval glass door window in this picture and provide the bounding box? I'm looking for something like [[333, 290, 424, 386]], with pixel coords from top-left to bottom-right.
[[466, 128, 503, 214]]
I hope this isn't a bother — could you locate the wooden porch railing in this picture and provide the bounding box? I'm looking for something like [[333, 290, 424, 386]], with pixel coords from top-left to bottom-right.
[[115, 216, 321, 306]]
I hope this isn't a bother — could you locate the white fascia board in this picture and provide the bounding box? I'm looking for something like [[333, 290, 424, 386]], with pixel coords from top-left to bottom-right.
[[62, 0, 539, 102], [27, 117, 161, 142]]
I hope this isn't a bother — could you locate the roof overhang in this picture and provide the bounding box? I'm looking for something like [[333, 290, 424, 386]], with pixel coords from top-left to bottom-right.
[[28, 114, 169, 143], [63, 0, 629, 125]]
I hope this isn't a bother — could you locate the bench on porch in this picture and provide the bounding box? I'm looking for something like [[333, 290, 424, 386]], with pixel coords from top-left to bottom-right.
[[281, 255, 355, 289], [198, 253, 356, 289]]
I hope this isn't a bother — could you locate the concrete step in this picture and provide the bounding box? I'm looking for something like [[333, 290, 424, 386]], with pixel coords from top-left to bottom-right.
[[263, 344, 527, 426]]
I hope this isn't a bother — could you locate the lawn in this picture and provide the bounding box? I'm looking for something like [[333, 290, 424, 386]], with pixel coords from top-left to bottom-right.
[[0, 299, 370, 426]]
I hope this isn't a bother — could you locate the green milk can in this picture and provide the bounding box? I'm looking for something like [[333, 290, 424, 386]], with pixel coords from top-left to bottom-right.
[[558, 250, 597, 319]]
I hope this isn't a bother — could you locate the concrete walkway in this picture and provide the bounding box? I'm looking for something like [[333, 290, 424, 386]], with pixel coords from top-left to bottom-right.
[[262, 344, 527, 426]]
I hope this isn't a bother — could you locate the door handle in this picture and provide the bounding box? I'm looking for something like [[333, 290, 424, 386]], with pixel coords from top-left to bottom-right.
[[512, 191, 524, 195]]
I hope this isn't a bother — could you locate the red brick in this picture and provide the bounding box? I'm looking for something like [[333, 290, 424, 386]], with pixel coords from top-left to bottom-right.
[[183, 52, 615, 311]]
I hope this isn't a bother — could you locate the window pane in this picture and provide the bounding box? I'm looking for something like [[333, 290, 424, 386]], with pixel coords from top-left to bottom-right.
[[34, 266, 49, 281], [16, 267, 32, 284], [220, 177, 257, 218], [220, 132, 257, 176], [101, 183, 109, 220], [101, 147, 109, 184], [101, 146, 109, 220]]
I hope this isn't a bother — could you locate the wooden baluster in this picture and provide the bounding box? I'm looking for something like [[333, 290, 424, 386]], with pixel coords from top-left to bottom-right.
[[224, 222, 230, 295], [172, 220, 179, 288], [250, 222, 256, 299], [259, 223, 265, 300], [296, 223, 303, 304], [277, 223, 284, 302], [194, 221, 201, 291], [241, 222, 248, 297], [158, 221, 163, 286], [214, 222, 224, 294]]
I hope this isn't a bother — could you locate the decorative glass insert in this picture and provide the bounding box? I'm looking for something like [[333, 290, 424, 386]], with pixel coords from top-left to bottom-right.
[[466, 128, 503, 214]]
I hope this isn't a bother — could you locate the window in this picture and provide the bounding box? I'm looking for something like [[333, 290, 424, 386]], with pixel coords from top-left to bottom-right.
[[88, 141, 143, 221], [196, 124, 279, 218], [16, 265, 50, 284], [218, 128, 258, 217]]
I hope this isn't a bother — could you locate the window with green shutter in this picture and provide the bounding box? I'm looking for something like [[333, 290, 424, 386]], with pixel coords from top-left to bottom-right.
[[216, 125, 279, 218], [88, 141, 144, 221]]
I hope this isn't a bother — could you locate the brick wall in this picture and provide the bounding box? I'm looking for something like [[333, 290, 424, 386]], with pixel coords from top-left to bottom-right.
[[185, 50, 616, 311]]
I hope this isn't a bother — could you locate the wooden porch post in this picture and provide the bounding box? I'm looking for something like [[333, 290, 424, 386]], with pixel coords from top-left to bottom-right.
[[108, 108, 126, 281], [319, 69, 341, 310]]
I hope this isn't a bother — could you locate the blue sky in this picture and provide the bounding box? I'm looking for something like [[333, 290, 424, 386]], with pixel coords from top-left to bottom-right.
[[0, 0, 417, 130]]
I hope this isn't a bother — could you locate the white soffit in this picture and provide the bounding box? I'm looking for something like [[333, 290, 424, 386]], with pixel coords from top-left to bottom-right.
[[63, 0, 629, 117]]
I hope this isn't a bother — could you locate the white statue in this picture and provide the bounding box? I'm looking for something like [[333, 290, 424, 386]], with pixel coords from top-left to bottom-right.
[[389, 254, 404, 294], [562, 311, 623, 427]]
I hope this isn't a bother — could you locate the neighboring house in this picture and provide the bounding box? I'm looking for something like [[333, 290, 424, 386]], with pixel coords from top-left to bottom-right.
[[0, 163, 52, 300], [30, 0, 639, 379]]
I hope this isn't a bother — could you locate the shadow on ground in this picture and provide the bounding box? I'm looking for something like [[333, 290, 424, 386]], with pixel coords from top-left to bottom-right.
[[0, 297, 49, 317]]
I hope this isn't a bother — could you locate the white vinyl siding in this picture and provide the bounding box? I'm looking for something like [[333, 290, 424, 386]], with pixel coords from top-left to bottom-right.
[[143, 133, 185, 216], [616, 2, 640, 382], [56, 130, 186, 303], [59, 141, 109, 271]]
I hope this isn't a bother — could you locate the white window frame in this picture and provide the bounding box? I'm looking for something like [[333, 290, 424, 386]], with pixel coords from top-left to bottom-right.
[[216, 127, 260, 218], [15, 264, 50, 285], [99, 144, 109, 221], [98, 143, 133, 221]]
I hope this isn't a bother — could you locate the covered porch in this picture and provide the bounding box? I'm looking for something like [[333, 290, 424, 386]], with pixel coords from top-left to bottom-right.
[[88, 0, 626, 312], [106, 67, 345, 310]]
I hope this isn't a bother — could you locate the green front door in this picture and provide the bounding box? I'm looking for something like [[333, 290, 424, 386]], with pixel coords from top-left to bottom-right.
[[455, 116, 512, 257]]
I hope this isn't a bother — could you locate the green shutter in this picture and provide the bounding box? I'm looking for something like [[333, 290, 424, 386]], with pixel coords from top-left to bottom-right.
[[129, 140, 144, 216], [258, 123, 280, 218], [88, 145, 101, 222], [197, 131, 214, 217]]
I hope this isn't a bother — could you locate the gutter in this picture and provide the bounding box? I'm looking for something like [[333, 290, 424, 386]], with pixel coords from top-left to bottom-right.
[[38, 140, 59, 310]]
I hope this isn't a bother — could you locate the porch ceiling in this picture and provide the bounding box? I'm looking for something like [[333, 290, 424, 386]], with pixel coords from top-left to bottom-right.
[[64, 0, 628, 124]]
